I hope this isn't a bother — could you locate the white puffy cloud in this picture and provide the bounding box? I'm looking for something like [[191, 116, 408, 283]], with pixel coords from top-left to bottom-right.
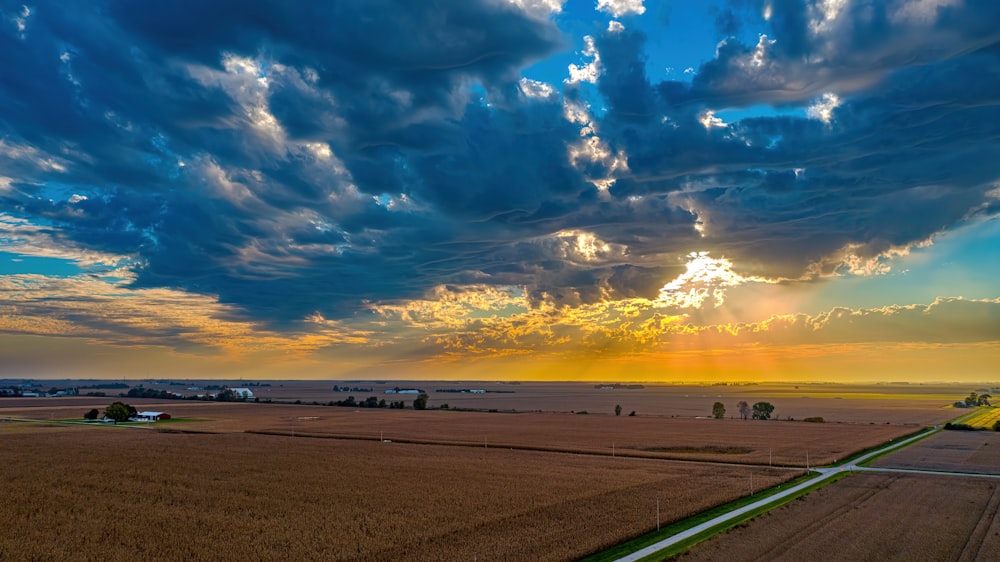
[[807, 92, 841, 124], [595, 0, 646, 18], [519, 77, 557, 99], [505, 0, 564, 19], [567, 35, 601, 84], [656, 252, 774, 309]]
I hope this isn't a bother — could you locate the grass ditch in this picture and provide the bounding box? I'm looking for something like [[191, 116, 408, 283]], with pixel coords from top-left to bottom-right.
[[643, 472, 852, 561], [824, 426, 935, 467], [581, 471, 818, 562]]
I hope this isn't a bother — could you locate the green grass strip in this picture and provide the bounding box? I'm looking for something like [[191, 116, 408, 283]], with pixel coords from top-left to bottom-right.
[[817, 426, 933, 467], [636, 472, 851, 561], [581, 472, 817, 562]]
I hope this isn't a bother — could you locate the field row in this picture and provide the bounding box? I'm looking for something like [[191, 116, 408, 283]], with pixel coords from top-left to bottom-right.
[[681, 472, 1000, 561], [0, 423, 795, 561], [0, 402, 923, 467], [963, 406, 1000, 428]]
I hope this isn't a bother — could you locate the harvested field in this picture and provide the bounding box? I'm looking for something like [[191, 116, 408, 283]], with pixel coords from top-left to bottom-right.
[[0, 402, 920, 466], [680, 473, 1000, 562], [0, 424, 794, 562], [1, 380, 966, 424], [870, 430, 1000, 475]]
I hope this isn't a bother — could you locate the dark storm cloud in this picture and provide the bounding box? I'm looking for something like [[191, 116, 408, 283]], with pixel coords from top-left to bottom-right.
[[1, 0, 999, 323], [591, 5, 1000, 278]]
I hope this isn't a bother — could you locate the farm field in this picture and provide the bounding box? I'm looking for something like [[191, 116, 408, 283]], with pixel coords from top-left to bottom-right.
[[0, 423, 794, 562], [679, 472, 1000, 562], [870, 430, 1000, 475], [1, 402, 920, 466], [2, 380, 977, 424], [963, 406, 1000, 429]]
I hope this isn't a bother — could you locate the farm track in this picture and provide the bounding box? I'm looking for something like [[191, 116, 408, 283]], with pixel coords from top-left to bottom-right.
[[957, 483, 1000, 562], [751, 474, 899, 562]]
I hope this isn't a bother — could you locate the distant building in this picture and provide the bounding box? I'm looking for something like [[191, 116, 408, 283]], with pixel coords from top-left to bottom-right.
[[384, 388, 424, 395], [230, 388, 254, 399], [135, 411, 171, 422], [21, 392, 39, 397]]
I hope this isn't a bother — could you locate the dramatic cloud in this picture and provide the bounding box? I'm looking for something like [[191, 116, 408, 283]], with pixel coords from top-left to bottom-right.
[[0, 0, 998, 379]]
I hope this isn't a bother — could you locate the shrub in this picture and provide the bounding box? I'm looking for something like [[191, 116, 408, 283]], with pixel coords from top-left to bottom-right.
[[803, 417, 825, 423]]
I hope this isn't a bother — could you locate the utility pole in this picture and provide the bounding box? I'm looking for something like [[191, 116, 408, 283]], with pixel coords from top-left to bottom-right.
[[769, 447, 772, 466], [656, 497, 660, 531]]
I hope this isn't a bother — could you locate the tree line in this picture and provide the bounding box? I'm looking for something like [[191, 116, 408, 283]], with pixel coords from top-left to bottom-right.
[[711, 401, 775, 420]]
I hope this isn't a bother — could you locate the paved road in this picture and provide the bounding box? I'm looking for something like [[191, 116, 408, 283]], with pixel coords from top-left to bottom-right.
[[614, 429, 936, 562], [852, 466, 1000, 479]]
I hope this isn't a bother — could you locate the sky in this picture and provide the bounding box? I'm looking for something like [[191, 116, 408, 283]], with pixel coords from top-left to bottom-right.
[[1, 0, 999, 382]]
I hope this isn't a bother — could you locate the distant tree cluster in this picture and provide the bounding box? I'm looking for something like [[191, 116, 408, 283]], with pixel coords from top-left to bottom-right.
[[726, 401, 774, 420], [103, 402, 136, 423], [126, 386, 176, 400], [712, 402, 725, 419], [959, 392, 991, 407], [330, 396, 387, 408], [413, 393, 429, 410], [752, 402, 775, 420], [332, 385, 373, 393]]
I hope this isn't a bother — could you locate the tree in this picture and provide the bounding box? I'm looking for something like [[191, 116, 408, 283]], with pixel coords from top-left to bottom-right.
[[712, 402, 726, 419], [978, 393, 992, 406], [994, 420, 1000, 432], [104, 402, 132, 424], [752, 402, 775, 420], [413, 393, 429, 410], [615, 404, 622, 416], [83, 408, 99, 421], [965, 392, 979, 407], [737, 401, 750, 420]]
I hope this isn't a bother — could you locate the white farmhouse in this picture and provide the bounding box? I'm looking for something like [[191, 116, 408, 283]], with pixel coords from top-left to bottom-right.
[[230, 387, 254, 399]]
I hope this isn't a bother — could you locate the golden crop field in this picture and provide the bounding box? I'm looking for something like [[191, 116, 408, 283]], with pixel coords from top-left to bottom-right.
[[0, 423, 796, 562], [681, 473, 1000, 562], [963, 406, 1000, 429]]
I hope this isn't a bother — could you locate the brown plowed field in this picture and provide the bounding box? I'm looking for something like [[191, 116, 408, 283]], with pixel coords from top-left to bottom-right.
[[870, 430, 1000, 475], [1, 380, 968, 424], [0, 423, 794, 562], [2, 402, 920, 466], [680, 473, 1000, 562]]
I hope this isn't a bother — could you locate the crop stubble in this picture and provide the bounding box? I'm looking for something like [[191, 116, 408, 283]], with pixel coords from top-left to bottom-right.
[[680, 472, 1000, 562], [1, 401, 918, 466], [1, 424, 794, 561], [870, 430, 1000, 475]]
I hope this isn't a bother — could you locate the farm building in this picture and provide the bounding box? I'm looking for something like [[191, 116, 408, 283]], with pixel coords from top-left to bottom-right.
[[230, 388, 254, 399], [134, 411, 171, 422]]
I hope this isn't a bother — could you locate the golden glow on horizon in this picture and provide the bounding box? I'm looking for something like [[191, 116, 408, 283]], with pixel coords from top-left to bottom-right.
[[2, 251, 999, 382]]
